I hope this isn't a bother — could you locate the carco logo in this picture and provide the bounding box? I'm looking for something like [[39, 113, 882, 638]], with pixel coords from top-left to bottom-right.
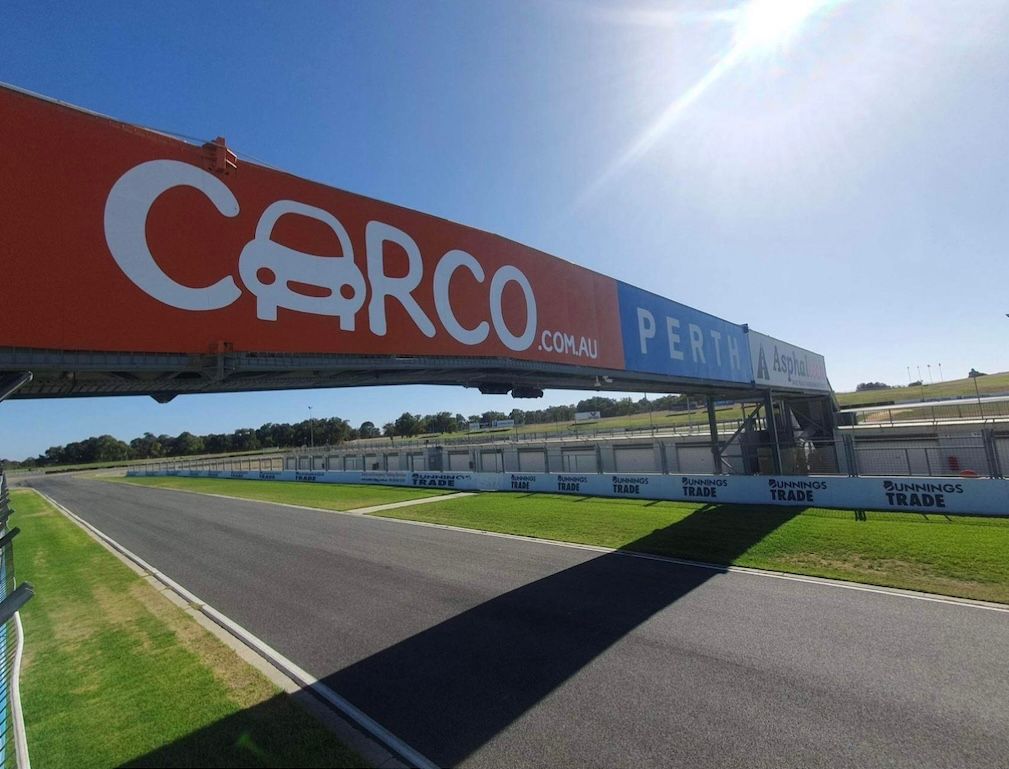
[[258, 472, 276, 480], [295, 472, 322, 482], [882, 480, 963, 509], [557, 474, 588, 492], [612, 475, 649, 494], [103, 160, 597, 360], [229, 471, 246, 479], [768, 478, 827, 503]]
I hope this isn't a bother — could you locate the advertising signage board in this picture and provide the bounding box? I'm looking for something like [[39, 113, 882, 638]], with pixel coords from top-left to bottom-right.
[[748, 331, 830, 392], [0, 86, 622, 370], [617, 283, 753, 384], [0, 85, 827, 394]]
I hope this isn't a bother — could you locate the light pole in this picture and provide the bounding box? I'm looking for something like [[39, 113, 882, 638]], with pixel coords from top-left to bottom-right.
[[927, 364, 933, 385], [906, 366, 912, 386], [938, 362, 943, 382], [308, 405, 314, 449], [973, 374, 985, 420]]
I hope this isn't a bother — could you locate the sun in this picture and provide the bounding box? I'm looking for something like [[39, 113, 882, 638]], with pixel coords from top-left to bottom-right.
[[576, 0, 840, 204], [732, 0, 828, 57]]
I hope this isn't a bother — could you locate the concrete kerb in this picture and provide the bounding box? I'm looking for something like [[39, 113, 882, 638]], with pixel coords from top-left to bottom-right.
[[32, 488, 436, 769]]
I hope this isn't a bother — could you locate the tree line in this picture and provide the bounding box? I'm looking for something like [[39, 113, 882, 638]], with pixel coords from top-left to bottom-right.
[[5, 394, 692, 468]]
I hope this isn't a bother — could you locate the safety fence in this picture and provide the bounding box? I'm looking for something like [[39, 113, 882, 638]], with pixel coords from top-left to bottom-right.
[[0, 472, 33, 769], [327, 415, 752, 452], [144, 455, 286, 474], [841, 394, 1009, 428], [155, 431, 1006, 480]]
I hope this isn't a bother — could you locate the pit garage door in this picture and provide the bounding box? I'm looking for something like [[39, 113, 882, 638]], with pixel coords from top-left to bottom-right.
[[614, 446, 655, 473], [448, 451, 471, 471], [562, 449, 598, 473], [675, 446, 712, 474], [518, 450, 547, 472], [480, 450, 503, 472]]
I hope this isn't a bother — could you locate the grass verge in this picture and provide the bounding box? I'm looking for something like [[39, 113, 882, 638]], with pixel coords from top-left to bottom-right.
[[114, 475, 451, 510], [369, 492, 1009, 604], [13, 489, 364, 769]]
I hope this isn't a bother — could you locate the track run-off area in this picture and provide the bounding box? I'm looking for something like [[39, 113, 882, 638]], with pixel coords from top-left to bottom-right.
[[31, 476, 1009, 769]]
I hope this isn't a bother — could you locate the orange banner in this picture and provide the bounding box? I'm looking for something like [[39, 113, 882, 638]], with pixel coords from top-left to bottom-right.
[[0, 86, 625, 370]]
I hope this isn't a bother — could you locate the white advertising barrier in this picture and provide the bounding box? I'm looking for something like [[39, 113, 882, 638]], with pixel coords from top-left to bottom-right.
[[127, 469, 1008, 516]]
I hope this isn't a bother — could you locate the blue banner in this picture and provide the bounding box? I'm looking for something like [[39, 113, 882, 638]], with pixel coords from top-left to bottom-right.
[[617, 282, 753, 384]]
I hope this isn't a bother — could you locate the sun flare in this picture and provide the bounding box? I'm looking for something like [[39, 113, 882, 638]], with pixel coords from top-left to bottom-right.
[[732, 0, 828, 56], [577, 0, 838, 205]]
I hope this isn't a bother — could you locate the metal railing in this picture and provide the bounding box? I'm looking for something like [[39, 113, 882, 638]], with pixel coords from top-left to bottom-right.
[[156, 430, 1007, 480], [0, 472, 33, 769], [296, 416, 754, 453], [143, 454, 286, 474], [841, 394, 1009, 428]]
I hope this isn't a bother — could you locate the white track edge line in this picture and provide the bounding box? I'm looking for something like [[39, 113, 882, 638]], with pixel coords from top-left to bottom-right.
[[111, 479, 1009, 612], [106, 478, 470, 516], [35, 490, 438, 769]]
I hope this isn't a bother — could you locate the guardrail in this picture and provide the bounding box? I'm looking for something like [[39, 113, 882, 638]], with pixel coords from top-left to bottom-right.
[[840, 394, 1009, 428], [294, 416, 753, 453], [0, 472, 33, 769]]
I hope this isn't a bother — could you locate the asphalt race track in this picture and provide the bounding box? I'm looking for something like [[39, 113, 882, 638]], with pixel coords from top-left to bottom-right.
[[31, 477, 1009, 769]]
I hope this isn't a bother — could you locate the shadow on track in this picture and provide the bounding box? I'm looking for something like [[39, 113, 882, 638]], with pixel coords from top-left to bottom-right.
[[123, 503, 803, 767]]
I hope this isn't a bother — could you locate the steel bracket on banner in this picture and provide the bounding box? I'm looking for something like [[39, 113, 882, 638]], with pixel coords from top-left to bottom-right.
[[203, 136, 237, 175]]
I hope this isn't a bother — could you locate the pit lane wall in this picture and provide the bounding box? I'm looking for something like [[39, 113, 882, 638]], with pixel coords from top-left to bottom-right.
[[128, 469, 1009, 516]]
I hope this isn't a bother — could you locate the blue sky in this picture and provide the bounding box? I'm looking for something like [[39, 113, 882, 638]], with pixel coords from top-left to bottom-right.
[[3, 0, 1008, 459]]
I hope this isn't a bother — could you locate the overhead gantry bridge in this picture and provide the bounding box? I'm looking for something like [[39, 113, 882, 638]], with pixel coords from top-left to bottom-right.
[[0, 83, 835, 472]]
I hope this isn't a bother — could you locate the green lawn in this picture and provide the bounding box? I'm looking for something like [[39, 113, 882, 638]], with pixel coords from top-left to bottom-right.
[[115, 475, 451, 510], [370, 492, 1009, 604], [836, 371, 1009, 407], [13, 489, 364, 769]]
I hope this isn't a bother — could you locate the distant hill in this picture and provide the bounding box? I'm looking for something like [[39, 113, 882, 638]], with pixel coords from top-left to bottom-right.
[[836, 371, 1009, 407]]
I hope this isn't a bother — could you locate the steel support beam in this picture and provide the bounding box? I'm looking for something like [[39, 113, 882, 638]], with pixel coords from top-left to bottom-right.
[[764, 391, 783, 474], [0, 372, 32, 403], [706, 396, 721, 474]]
